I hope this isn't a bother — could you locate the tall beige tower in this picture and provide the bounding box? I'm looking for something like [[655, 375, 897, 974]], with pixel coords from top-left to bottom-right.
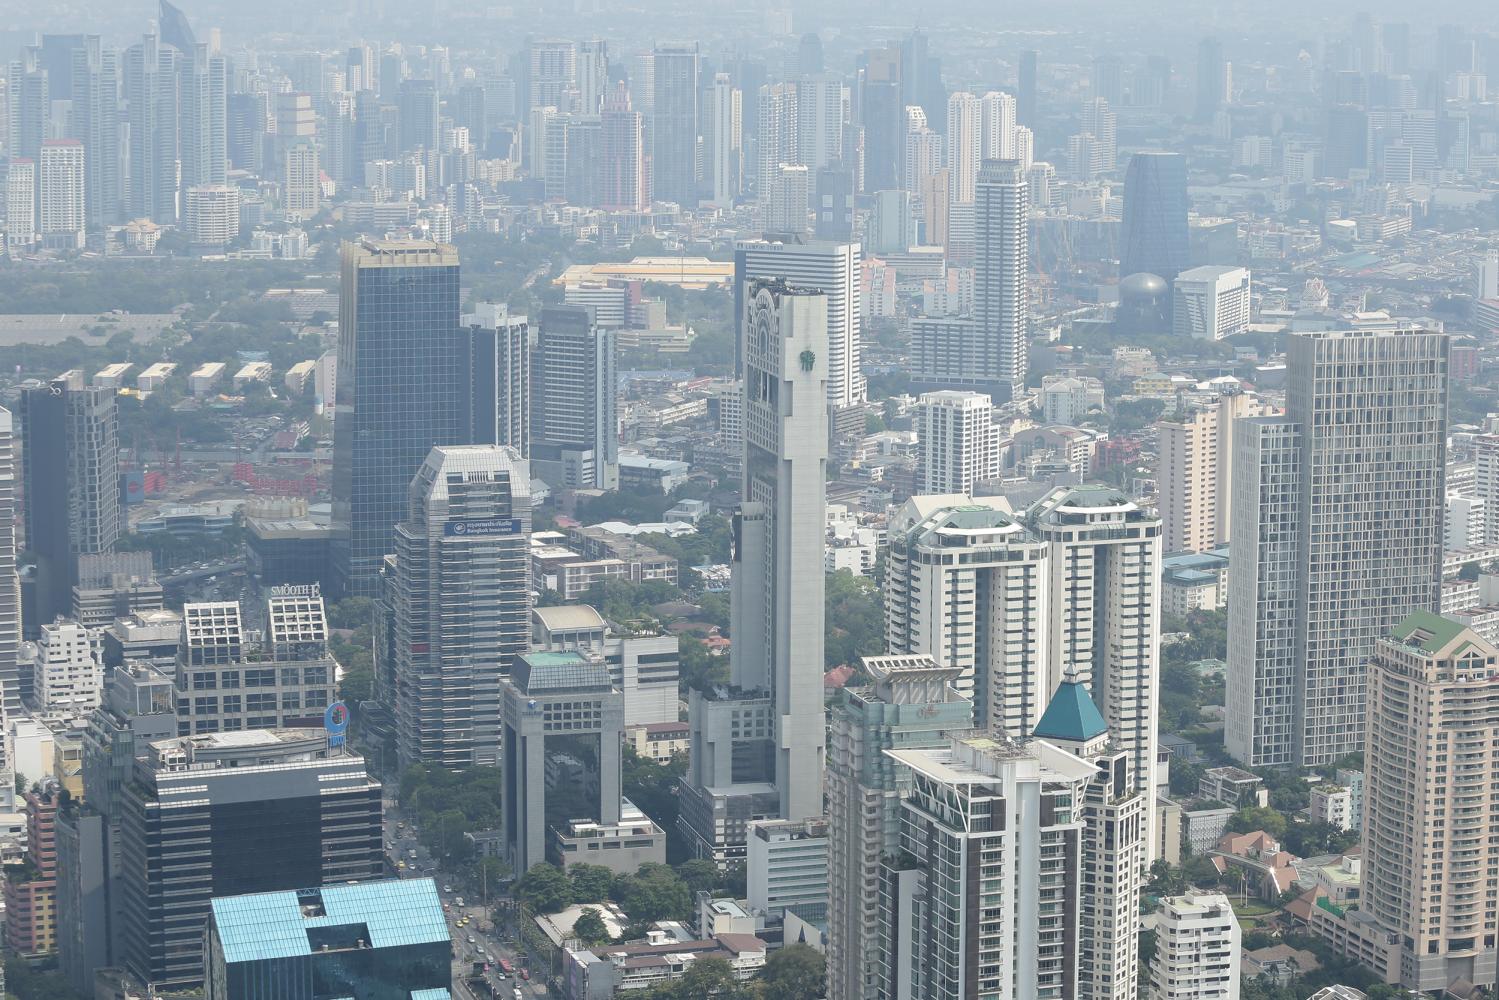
[[1155, 390, 1266, 553], [1365, 612, 1499, 992]]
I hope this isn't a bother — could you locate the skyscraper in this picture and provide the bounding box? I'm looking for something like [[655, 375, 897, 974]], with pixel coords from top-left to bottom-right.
[[0, 407, 18, 719], [179, 43, 228, 192], [709, 74, 742, 208], [331, 241, 467, 598], [974, 159, 1029, 400], [464, 304, 530, 455], [794, 73, 843, 171], [1119, 151, 1191, 284], [1032, 484, 1161, 848], [6, 47, 48, 164], [945, 91, 981, 204], [883, 495, 1048, 731], [651, 43, 700, 207], [859, 46, 903, 192], [756, 82, 799, 203], [600, 86, 647, 211], [825, 656, 973, 1000], [117, 730, 383, 991], [1017, 49, 1038, 128], [68, 37, 121, 229], [123, 35, 180, 224], [1226, 329, 1448, 768], [21, 374, 120, 631], [529, 305, 618, 490], [398, 78, 439, 151], [528, 39, 577, 110], [1364, 613, 1499, 992], [388, 445, 531, 770], [1196, 37, 1228, 120], [734, 236, 862, 408], [678, 280, 829, 863]]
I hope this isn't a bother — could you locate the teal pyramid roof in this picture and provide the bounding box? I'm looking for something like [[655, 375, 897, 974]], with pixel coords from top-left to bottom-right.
[[1033, 680, 1108, 742]]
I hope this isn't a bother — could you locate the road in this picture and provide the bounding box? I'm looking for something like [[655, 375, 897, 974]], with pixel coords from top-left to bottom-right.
[[382, 800, 549, 1000]]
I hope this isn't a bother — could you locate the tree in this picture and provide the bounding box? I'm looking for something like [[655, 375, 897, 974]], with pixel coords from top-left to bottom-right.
[[759, 943, 825, 1000], [516, 863, 573, 914], [613, 862, 692, 923], [569, 863, 617, 903], [1228, 805, 1288, 839], [1138, 928, 1158, 968], [824, 569, 885, 668], [622, 744, 687, 835], [674, 858, 722, 896], [573, 906, 612, 946], [328, 596, 375, 630]]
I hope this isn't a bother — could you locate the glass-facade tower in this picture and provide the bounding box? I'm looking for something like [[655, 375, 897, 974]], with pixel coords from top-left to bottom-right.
[[331, 240, 467, 598], [1119, 150, 1190, 284]]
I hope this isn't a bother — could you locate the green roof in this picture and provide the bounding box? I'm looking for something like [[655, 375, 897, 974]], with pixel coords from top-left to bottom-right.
[[1033, 680, 1109, 742], [1390, 611, 1467, 654]]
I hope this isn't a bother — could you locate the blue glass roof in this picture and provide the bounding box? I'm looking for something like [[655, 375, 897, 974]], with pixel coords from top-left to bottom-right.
[[410, 991, 453, 999], [211, 878, 450, 965], [1033, 680, 1109, 743]]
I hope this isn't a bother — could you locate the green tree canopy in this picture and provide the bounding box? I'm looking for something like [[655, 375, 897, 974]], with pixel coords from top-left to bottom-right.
[[569, 863, 617, 904], [515, 863, 572, 914], [573, 906, 612, 946], [613, 862, 692, 923], [760, 943, 825, 1000]]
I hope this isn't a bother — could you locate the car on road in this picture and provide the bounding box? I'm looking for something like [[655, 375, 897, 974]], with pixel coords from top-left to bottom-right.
[[443, 884, 453, 893]]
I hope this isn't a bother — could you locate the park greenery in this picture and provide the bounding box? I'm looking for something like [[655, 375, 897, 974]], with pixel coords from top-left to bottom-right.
[[513, 858, 740, 929]]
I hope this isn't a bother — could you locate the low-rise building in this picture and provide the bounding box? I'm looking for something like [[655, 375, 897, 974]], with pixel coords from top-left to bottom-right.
[[1149, 891, 1240, 999], [1197, 765, 1268, 808], [564, 932, 766, 999], [1181, 803, 1236, 855], [627, 721, 690, 764], [1310, 783, 1354, 831], [746, 816, 828, 924]]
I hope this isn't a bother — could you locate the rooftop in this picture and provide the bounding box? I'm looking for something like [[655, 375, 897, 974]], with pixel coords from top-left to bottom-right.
[[1032, 680, 1109, 743], [210, 878, 448, 965]]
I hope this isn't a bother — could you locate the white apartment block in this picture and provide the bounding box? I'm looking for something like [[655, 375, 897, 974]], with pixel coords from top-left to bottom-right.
[[915, 390, 1001, 495], [1473, 434, 1499, 547], [1446, 494, 1487, 551], [4, 158, 36, 249], [1172, 265, 1251, 340], [185, 184, 240, 246], [36, 619, 102, 711], [39, 140, 85, 250], [1309, 783, 1354, 832], [1150, 891, 1241, 1000], [884, 495, 1046, 732], [1040, 375, 1105, 426]]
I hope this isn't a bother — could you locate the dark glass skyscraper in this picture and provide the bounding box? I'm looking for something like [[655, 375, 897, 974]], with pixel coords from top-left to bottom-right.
[[651, 43, 700, 207], [21, 374, 120, 633], [1119, 151, 1191, 284], [1017, 49, 1038, 128], [331, 240, 467, 598]]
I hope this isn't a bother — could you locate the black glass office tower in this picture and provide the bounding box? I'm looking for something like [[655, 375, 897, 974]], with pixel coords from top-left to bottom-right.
[[21, 375, 120, 633], [1119, 151, 1191, 284], [331, 240, 467, 598]]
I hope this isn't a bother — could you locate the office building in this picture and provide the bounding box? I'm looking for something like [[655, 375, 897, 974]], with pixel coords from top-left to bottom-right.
[[529, 305, 618, 489], [747, 817, 828, 923], [7, 47, 48, 164], [709, 74, 742, 208], [38, 140, 85, 250], [825, 656, 973, 1000], [204, 879, 451, 1000], [679, 281, 829, 864], [36, 619, 101, 711], [175, 589, 336, 737], [734, 236, 862, 408], [464, 303, 531, 455], [531, 605, 678, 728], [117, 730, 383, 991], [57, 660, 178, 993], [1196, 38, 1228, 120], [1156, 390, 1266, 554], [21, 375, 120, 631], [1226, 329, 1447, 768], [915, 390, 1001, 495], [859, 46, 903, 192], [500, 651, 665, 875], [331, 241, 467, 598], [651, 43, 699, 207], [0, 408, 18, 717], [1173, 266, 1251, 340], [1363, 613, 1499, 991], [398, 78, 439, 152], [123, 35, 179, 223], [1121, 152, 1191, 284], [1150, 891, 1240, 999], [1032, 485, 1162, 848], [386, 446, 531, 770]]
